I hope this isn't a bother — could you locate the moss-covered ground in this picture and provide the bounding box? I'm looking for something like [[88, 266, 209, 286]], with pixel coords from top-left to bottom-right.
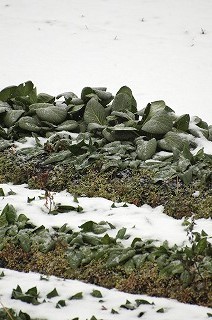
[[0, 149, 211, 308]]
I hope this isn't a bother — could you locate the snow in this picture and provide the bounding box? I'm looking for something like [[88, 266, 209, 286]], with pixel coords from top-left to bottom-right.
[[0, 0, 212, 123], [0, 0, 212, 319], [0, 183, 212, 319], [1, 268, 211, 320]]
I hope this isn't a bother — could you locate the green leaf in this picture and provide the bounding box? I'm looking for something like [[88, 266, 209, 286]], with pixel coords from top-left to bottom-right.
[[15, 81, 34, 97], [36, 106, 67, 125], [67, 250, 83, 269], [158, 131, 187, 152], [47, 288, 59, 299], [136, 138, 157, 160], [18, 232, 31, 252], [56, 120, 78, 131], [56, 299, 66, 308], [179, 167, 193, 184], [111, 92, 132, 112], [111, 309, 119, 314], [2, 203, 17, 224], [28, 102, 52, 114], [120, 300, 136, 310], [90, 290, 103, 298], [135, 299, 153, 306], [11, 285, 40, 305], [84, 98, 106, 125], [0, 188, 5, 196], [160, 260, 184, 276], [174, 114, 190, 131], [0, 85, 17, 101], [69, 292, 83, 300], [42, 150, 72, 165], [81, 87, 95, 102], [37, 93, 55, 103], [116, 227, 127, 239], [3, 110, 25, 127], [0, 140, 12, 151], [207, 313, 212, 317], [27, 196, 35, 203], [18, 116, 41, 132], [180, 270, 192, 286], [141, 110, 173, 135], [157, 308, 165, 313], [116, 86, 137, 112]]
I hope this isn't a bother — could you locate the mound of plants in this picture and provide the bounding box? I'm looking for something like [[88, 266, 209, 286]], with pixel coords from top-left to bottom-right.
[[0, 82, 211, 310], [0, 81, 211, 218], [0, 203, 211, 307]]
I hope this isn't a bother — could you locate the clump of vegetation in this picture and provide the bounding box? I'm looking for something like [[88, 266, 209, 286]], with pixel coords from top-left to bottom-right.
[[0, 203, 211, 307], [0, 81, 211, 309]]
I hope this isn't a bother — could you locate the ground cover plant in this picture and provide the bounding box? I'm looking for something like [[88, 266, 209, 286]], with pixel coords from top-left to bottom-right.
[[0, 82, 211, 319], [0, 82, 211, 218]]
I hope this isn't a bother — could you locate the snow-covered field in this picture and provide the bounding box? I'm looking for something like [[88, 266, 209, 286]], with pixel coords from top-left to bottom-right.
[[0, 0, 212, 319]]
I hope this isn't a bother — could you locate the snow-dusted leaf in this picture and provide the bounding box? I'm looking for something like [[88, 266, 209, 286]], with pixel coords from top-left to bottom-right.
[[18, 116, 41, 132], [56, 120, 78, 131], [3, 110, 25, 127], [174, 114, 190, 132], [136, 138, 157, 160], [141, 110, 173, 135], [84, 98, 106, 125], [111, 92, 132, 112], [36, 106, 67, 125]]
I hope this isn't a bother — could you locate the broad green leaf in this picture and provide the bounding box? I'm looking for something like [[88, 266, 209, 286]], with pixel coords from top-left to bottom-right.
[[18, 116, 41, 132], [111, 110, 135, 121], [158, 131, 187, 152], [56, 120, 78, 131], [42, 150, 72, 165], [136, 138, 157, 160], [28, 102, 52, 114], [3, 110, 25, 127], [135, 299, 153, 306], [18, 232, 31, 252], [116, 227, 127, 239], [160, 260, 184, 276], [37, 93, 55, 103], [84, 98, 106, 125], [69, 292, 83, 300], [47, 288, 59, 299], [174, 114, 190, 132], [82, 234, 101, 246], [111, 92, 132, 112], [93, 88, 113, 105], [180, 270, 192, 286], [56, 300, 66, 308], [15, 81, 34, 97], [141, 100, 172, 124], [81, 87, 96, 102], [0, 85, 17, 101], [141, 110, 173, 135], [90, 289, 103, 298], [179, 167, 193, 184], [0, 140, 12, 151], [36, 106, 67, 125], [116, 86, 137, 112], [67, 250, 83, 269], [2, 203, 17, 224]]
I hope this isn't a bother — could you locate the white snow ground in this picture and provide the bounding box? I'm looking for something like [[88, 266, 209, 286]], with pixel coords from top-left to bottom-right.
[[0, 0, 212, 319], [0, 0, 212, 123]]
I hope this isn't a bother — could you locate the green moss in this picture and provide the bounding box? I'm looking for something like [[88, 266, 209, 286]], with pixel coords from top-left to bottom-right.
[[0, 151, 211, 219], [0, 243, 211, 307]]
